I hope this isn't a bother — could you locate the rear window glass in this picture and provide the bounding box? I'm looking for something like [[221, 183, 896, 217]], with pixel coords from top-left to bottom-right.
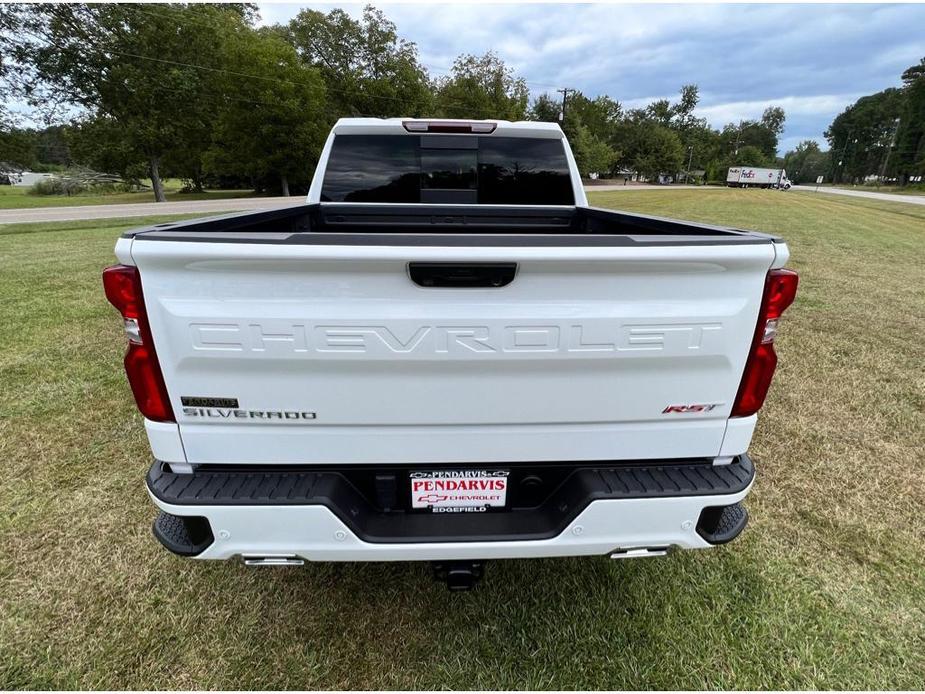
[[320, 135, 574, 205], [421, 149, 477, 190]]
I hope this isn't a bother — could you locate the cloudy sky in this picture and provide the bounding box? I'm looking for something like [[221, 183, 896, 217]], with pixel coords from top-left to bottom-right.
[[258, 2, 924, 154]]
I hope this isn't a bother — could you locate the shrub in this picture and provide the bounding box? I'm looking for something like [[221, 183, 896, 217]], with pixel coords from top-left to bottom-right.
[[29, 177, 87, 196]]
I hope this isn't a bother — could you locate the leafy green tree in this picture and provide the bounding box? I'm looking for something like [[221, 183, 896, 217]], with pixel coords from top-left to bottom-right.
[[570, 123, 617, 177], [204, 28, 327, 195], [285, 5, 430, 119], [720, 110, 786, 163], [0, 4, 33, 175], [528, 93, 561, 123], [433, 51, 528, 120], [32, 125, 72, 169], [644, 99, 673, 127], [825, 88, 904, 183], [729, 144, 771, 168], [761, 107, 786, 145], [0, 128, 36, 173], [618, 119, 684, 181], [783, 140, 831, 183], [682, 122, 724, 180], [19, 3, 251, 201], [636, 86, 702, 132], [894, 57, 925, 182], [526, 90, 622, 176], [0, 124, 74, 174], [672, 84, 702, 132], [661, 85, 717, 179], [561, 93, 620, 176], [0, 4, 27, 133], [67, 116, 150, 185], [565, 92, 622, 141]]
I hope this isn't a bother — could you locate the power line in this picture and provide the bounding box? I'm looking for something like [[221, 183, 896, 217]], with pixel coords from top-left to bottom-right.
[[7, 32, 398, 105], [144, 82, 311, 111], [127, 3, 342, 80], [120, 3, 565, 93], [8, 33, 475, 114], [9, 27, 560, 120]]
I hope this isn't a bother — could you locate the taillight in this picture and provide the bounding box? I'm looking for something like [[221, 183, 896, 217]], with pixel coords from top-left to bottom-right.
[[731, 268, 799, 417], [402, 120, 497, 134], [102, 265, 174, 422]]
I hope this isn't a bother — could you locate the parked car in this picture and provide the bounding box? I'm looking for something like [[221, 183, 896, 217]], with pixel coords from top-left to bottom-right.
[[104, 118, 798, 589]]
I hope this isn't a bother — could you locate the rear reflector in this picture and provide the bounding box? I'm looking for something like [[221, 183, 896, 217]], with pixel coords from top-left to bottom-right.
[[103, 265, 175, 422], [731, 268, 799, 417], [402, 120, 497, 134]]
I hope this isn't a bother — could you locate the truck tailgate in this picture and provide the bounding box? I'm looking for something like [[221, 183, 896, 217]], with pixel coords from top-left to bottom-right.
[[130, 238, 776, 464]]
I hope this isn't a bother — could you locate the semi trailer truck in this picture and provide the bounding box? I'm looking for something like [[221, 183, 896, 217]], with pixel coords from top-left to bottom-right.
[[727, 167, 792, 189]]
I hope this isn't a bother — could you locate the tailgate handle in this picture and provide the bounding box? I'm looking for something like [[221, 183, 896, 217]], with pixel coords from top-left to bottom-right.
[[408, 262, 517, 288]]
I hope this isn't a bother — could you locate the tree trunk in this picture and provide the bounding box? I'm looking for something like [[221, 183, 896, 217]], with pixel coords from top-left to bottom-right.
[[149, 157, 166, 203], [280, 173, 290, 197]]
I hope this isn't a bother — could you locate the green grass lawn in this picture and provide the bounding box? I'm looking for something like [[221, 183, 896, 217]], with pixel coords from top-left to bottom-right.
[[0, 178, 257, 209], [1, 190, 923, 688]]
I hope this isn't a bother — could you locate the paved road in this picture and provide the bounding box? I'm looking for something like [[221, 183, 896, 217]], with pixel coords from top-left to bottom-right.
[[1, 185, 721, 224], [586, 184, 714, 192], [5, 183, 921, 224], [792, 185, 925, 206], [0, 196, 300, 224]]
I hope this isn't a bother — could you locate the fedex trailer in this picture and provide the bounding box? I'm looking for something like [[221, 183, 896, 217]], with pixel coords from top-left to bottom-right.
[[727, 167, 791, 190]]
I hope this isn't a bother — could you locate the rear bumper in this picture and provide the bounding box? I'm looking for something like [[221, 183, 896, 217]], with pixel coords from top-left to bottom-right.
[[146, 456, 754, 561]]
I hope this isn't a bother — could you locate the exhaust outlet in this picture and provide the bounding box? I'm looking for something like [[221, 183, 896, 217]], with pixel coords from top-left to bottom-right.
[[242, 555, 304, 566], [610, 547, 669, 559]]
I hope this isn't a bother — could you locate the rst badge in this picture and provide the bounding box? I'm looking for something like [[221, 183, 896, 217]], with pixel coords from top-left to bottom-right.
[[410, 470, 509, 512], [662, 403, 723, 414]]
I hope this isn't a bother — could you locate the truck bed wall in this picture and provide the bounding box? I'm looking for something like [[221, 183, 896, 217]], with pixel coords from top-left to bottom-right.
[[124, 204, 777, 245]]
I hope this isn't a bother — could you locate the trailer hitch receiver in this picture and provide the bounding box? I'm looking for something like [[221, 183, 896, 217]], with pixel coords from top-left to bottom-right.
[[432, 560, 486, 591]]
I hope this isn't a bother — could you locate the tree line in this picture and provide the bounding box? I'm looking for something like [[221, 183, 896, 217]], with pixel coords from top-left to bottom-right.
[[2, 3, 794, 199], [816, 58, 925, 186], [778, 57, 924, 187]]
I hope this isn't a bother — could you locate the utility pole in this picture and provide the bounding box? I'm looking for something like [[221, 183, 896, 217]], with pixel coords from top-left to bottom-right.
[[829, 125, 854, 183], [685, 145, 694, 184], [557, 88, 574, 122], [836, 127, 854, 184], [877, 117, 901, 187]]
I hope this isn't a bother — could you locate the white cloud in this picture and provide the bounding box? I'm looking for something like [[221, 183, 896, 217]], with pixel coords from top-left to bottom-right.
[[695, 94, 863, 128], [778, 134, 824, 154], [256, 2, 925, 152]]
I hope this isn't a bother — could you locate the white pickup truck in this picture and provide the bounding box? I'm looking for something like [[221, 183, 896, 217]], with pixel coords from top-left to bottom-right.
[[104, 118, 798, 589]]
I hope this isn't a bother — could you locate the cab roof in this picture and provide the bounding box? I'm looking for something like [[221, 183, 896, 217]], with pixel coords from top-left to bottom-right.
[[331, 117, 565, 139]]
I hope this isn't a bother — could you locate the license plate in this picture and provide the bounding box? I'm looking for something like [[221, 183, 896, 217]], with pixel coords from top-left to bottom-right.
[[409, 470, 509, 512]]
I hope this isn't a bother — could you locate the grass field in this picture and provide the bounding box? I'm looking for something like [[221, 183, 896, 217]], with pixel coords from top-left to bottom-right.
[[0, 178, 256, 209], [1, 190, 923, 688]]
